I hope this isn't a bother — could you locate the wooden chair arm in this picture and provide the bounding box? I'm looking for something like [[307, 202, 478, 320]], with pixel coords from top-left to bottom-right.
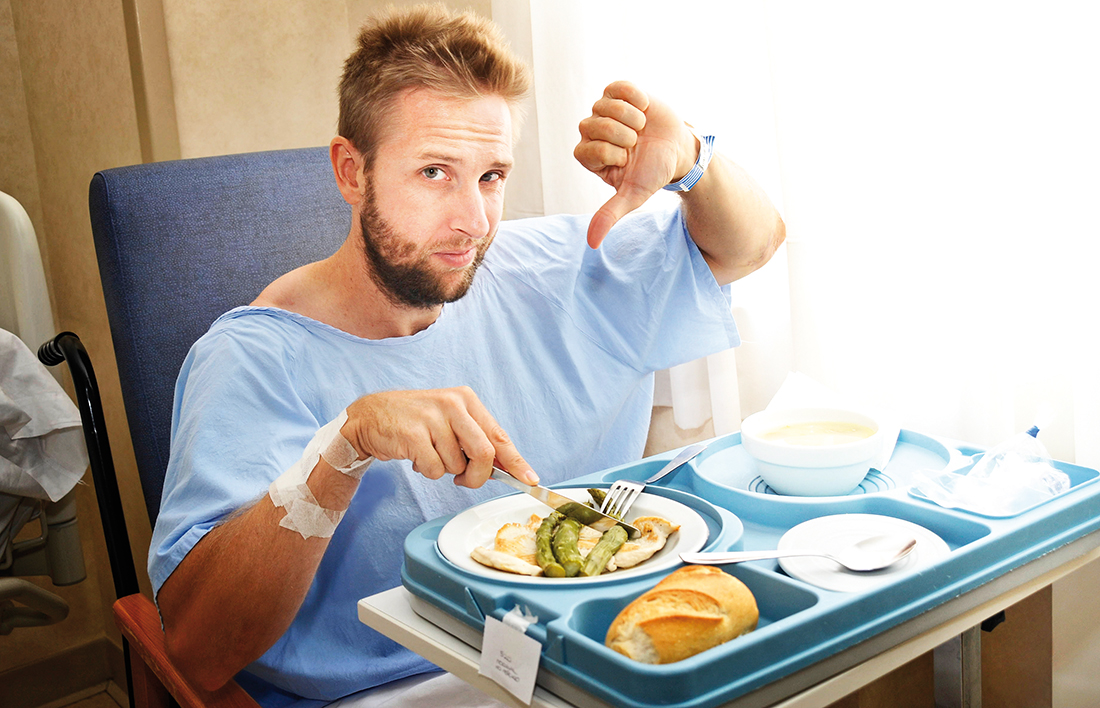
[[113, 593, 260, 708]]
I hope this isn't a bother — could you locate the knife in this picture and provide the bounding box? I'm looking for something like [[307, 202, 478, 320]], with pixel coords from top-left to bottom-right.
[[490, 467, 641, 539]]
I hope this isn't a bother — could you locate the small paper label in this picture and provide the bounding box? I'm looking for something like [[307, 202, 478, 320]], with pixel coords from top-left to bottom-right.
[[479, 614, 541, 704]]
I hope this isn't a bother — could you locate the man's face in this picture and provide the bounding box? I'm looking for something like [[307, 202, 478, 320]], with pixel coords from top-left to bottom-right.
[[358, 89, 514, 309]]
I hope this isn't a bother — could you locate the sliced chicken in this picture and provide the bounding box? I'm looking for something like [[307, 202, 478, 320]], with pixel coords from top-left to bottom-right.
[[492, 517, 540, 564], [612, 516, 680, 569], [470, 546, 543, 575], [471, 514, 544, 575], [577, 525, 603, 557]]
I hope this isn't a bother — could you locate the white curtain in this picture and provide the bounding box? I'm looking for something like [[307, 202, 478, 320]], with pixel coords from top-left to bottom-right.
[[766, 1, 1100, 467], [497, 0, 1100, 465], [494, 0, 793, 437]]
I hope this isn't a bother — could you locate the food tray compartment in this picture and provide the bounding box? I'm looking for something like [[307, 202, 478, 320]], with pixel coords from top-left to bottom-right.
[[547, 566, 819, 707], [400, 430, 1100, 708]]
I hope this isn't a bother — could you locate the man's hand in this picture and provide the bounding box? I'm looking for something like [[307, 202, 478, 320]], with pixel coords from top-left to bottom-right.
[[343, 387, 537, 488], [160, 386, 532, 691], [574, 81, 698, 249]]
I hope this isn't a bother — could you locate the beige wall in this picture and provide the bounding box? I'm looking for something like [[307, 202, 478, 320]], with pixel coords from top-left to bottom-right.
[[159, 0, 490, 161], [161, 0, 349, 159], [1, 0, 145, 704]]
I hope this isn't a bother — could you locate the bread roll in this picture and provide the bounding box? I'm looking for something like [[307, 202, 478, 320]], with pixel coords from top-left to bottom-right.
[[605, 565, 758, 664]]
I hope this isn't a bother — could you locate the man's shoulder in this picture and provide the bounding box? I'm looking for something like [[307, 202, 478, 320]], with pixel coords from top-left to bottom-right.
[[489, 208, 685, 275], [496, 208, 683, 249], [499, 212, 588, 234], [494, 213, 584, 254], [176, 307, 321, 398], [251, 262, 319, 311], [489, 212, 600, 270], [192, 306, 312, 361]]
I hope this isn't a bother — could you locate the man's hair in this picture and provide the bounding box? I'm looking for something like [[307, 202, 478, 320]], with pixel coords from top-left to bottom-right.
[[338, 4, 530, 167]]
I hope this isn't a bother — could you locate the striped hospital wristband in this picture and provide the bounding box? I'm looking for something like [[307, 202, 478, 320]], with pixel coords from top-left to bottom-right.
[[662, 131, 716, 193]]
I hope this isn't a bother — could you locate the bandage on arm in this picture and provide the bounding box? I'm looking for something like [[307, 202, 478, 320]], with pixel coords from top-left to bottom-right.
[[268, 410, 373, 539]]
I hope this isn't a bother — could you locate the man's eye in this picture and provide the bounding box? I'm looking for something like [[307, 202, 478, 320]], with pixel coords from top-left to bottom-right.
[[423, 167, 445, 180], [481, 172, 503, 183]]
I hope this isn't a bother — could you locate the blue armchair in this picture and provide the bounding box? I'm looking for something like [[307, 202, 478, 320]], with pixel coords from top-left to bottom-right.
[[41, 146, 351, 708]]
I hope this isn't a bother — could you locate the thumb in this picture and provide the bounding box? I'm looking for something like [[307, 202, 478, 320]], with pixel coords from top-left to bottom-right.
[[493, 451, 539, 486], [586, 187, 649, 249]]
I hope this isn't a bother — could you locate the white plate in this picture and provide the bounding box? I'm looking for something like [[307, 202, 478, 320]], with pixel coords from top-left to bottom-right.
[[437, 487, 709, 585], [777, 513, 951, 593]]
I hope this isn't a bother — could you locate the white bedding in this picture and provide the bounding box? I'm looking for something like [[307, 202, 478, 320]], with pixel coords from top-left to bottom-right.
[[0, 328, 87, 543]]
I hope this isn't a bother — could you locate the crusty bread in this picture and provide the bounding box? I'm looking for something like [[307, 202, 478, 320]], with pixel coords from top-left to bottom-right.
[[605, 565, 758, 663]]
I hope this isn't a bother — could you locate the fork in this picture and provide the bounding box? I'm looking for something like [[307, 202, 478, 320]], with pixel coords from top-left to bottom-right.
[[599, 442, 709, 519]]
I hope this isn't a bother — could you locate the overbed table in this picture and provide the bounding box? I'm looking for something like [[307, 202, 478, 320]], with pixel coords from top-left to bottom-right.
[[359, 525, 1100, 707]]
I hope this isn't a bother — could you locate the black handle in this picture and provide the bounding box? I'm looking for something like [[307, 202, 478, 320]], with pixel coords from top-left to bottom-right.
[[37, 332, 139, 599]]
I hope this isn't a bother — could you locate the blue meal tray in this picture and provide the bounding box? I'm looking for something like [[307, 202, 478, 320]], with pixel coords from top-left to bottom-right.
[[401, 430, 1100, 708]]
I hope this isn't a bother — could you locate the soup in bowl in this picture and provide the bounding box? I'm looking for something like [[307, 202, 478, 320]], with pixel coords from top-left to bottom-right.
[[740, 407, 882, 496]]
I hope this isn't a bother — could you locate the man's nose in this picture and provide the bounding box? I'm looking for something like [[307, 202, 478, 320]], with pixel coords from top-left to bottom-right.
[[451, 183, 491, 238]]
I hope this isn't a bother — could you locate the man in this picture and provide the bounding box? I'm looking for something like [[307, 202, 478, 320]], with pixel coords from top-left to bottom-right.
[[149, 5, 784, 707]]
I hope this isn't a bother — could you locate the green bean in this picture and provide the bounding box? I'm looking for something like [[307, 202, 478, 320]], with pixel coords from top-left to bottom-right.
[[552, 517, 585, 577], [586, 488, 607, 509], [535, 512, 566, 577], [580, 525, 628, 577]]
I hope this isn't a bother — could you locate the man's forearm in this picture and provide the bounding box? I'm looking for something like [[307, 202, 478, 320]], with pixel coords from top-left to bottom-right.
[[681, 152, 786, 286], [158, 461, 359, 692], [156, 387, 532, 692]]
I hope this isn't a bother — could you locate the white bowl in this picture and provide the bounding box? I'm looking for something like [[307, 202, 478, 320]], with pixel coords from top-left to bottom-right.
[[740, 407, 882, 496]]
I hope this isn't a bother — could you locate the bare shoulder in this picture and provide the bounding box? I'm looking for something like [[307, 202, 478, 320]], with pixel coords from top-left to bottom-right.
[[251, 263, 323, 313], [249, 249, 393, 339]]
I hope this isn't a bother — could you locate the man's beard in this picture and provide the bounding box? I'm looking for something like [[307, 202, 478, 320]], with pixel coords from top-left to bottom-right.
[[359, 182, 492, 309]]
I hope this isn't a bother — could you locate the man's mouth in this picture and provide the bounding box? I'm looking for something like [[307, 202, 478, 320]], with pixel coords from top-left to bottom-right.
[[435, 246, 478, 270]]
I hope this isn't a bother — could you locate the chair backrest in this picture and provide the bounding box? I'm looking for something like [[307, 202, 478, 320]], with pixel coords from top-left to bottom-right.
[[89, 147, 351, 523]]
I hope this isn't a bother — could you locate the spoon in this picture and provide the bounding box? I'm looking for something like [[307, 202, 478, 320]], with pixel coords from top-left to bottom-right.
[[679, 534, 918, 573]]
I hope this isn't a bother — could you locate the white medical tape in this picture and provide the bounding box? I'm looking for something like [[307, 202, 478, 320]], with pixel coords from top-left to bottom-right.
[[268, 478, 344, 539], [319, 410, 374, 480], [268, 409, 372, 539]]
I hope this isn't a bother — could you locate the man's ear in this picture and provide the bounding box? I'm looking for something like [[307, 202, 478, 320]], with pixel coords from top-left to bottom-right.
[[330, 137, 365, 206]]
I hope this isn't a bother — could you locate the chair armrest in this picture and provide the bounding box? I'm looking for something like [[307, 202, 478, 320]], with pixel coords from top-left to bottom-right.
[[113, 593, 260, 708]]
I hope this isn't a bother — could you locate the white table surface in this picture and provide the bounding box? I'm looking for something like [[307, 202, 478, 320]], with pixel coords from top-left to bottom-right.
[[359, 529, 1100, 707]]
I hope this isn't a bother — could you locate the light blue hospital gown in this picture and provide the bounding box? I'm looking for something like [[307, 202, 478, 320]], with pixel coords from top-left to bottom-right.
[[149, 209, 739, 707]]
